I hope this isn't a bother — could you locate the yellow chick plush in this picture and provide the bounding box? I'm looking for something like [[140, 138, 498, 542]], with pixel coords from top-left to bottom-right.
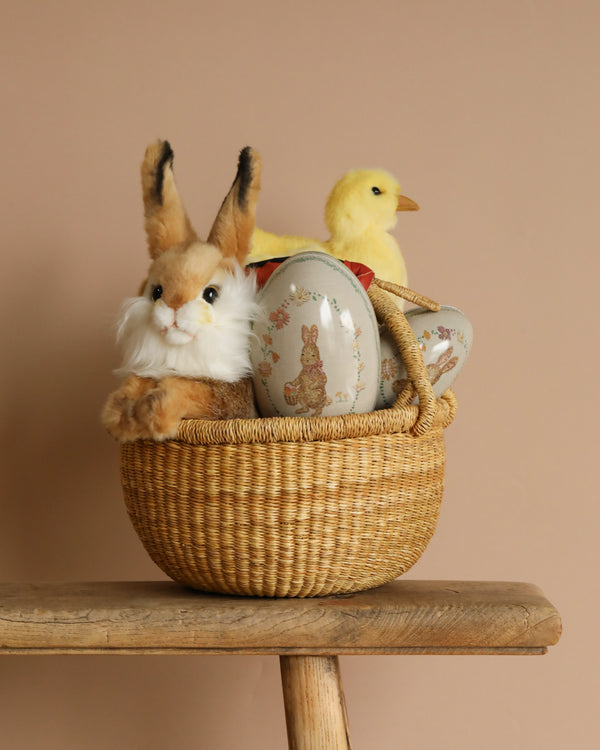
[[247, 168, 419, 287]]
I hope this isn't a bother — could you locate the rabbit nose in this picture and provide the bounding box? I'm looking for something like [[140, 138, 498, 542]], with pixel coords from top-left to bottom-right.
[[166, 293, 185, 311]]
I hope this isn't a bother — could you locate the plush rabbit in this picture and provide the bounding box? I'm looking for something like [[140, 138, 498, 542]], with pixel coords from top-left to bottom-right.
[[102, 140, 261, 442], [285, 324, 332, 417]]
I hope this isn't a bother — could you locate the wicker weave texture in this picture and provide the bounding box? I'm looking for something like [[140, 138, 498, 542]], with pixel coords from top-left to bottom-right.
[[119, 281, 457, 597], [121, 425, 446, 597]]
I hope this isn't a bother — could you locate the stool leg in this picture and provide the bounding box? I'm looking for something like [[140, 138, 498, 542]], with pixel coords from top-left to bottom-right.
[[279, 655, 352, 750]]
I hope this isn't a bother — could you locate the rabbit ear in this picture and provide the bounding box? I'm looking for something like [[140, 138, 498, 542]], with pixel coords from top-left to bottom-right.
[[207, 147, 261, 266], [436, 346, 454, 366], [309, 325, 319, 343], [141, 140, 197, 260], [301, 324, 310, 343], [440, 356, 459, 374]]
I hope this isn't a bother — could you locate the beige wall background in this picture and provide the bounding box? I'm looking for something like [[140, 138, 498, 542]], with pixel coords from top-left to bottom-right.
[[1, 0, 598, 747]]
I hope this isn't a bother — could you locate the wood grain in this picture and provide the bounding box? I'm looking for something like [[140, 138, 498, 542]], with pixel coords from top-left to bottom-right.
[[0, 580, 562, 655], [280, 656, 352, 750]]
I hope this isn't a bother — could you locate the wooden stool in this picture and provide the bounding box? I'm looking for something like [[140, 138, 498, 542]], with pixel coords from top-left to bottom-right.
[[0, 580, 561, 749]]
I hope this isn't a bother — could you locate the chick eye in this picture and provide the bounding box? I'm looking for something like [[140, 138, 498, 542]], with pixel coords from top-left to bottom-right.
[[202, 286, 219, 304], [151, 285, 163, 301], [371, 186, 382, 195]]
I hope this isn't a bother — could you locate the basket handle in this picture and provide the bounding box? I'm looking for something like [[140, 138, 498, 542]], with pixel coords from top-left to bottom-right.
[[372, 278, 441, 312], [368, 279, 438, 437]]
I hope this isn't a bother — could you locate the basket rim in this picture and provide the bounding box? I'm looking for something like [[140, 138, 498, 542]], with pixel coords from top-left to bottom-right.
[[171, 389, 457, 446], [168, 280, 458, 448]]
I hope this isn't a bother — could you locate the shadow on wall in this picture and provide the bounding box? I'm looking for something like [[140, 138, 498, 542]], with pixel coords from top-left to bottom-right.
[[0, 249, 155, 580]]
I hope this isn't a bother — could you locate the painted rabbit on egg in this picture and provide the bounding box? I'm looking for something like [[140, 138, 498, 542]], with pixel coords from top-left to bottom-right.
[[102, 140, 261, 442], [284, 324, 332, 417]]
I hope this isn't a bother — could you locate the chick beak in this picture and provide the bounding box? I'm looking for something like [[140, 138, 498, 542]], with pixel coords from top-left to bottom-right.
[[397, 195, 419, 212]]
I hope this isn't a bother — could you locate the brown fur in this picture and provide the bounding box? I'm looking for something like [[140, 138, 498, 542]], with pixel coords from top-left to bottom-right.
[[141, 141, 198, 259], [149, 243, 223, 310], [102, 141, 261, 442], [207, 146, 261, 266], [103, 375, 256, 441]]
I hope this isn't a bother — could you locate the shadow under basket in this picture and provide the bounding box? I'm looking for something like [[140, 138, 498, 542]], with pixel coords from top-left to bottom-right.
[[119, 281, 458, 598]]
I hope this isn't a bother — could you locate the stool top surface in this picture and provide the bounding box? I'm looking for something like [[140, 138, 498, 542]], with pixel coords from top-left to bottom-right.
[[0, 580, 561, 655]]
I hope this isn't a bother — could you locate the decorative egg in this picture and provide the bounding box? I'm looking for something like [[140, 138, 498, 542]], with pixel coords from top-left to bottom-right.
[[377, 305, 473, 409], [250, 250, 381, 418]]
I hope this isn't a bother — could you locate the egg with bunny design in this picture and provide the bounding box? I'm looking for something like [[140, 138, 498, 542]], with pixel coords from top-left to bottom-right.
[[250, 250, 381, 418], [377, 305, 473, 408]]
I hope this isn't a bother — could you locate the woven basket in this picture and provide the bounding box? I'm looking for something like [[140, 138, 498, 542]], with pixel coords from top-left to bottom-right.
[[120, 280, 457, 597]]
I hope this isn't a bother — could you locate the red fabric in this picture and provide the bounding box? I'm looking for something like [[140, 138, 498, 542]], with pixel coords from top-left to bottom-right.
[[252, 261, 284, 288], [251, 258, 375, 291], [343, 261, 375, 291]]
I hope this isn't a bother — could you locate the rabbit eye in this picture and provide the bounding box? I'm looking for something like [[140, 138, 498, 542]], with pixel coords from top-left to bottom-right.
[[151, 285, 163, 301], [371, 186, 382, 195], [202, 286, 219, 304]]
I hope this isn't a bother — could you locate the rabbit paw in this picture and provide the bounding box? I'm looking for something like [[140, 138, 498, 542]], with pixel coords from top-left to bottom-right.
[[132, 387, 181, 441], [102, 382, 180, 442], [102, 390, 147, 441]]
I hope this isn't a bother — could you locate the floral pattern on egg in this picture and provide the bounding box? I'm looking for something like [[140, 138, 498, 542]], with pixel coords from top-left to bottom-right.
[[255, 288, 368, 416], [250, 252, 380, 418]]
